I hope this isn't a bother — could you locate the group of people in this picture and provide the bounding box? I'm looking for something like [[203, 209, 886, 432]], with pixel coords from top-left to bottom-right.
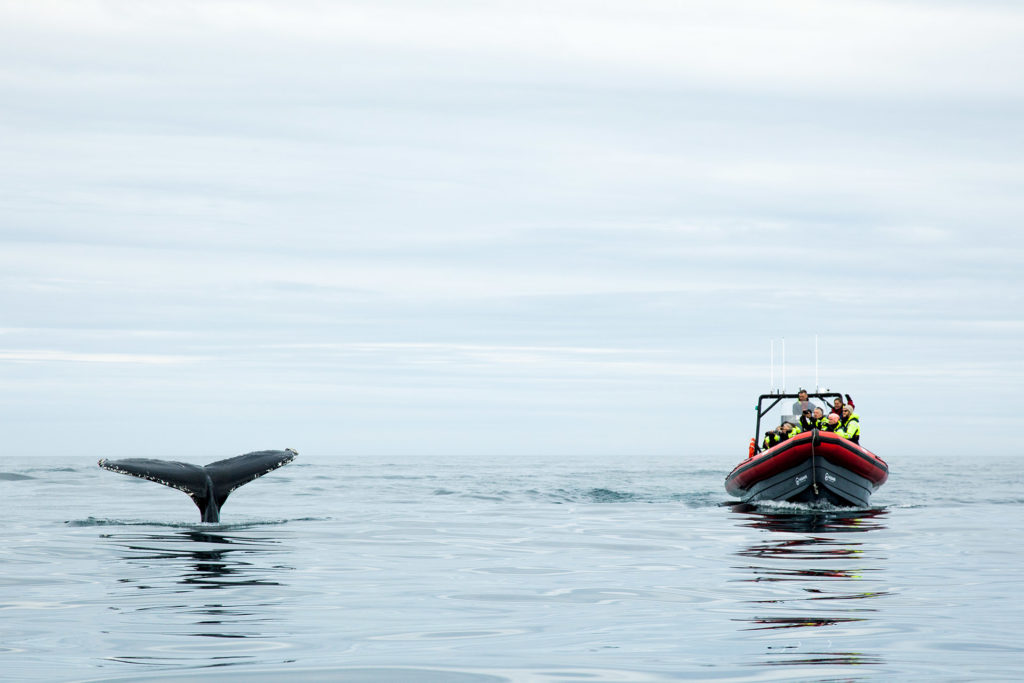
[[762, 390, 861, 450]]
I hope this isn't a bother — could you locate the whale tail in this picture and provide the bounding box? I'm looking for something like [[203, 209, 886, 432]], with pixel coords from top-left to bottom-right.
[[97, 449, 298, 522]]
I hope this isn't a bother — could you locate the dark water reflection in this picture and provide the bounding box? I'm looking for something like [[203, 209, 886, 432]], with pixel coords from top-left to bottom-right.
[[100, 528, 295, 666], [729, 504, 890, 670], [104, 528, 292, 590]]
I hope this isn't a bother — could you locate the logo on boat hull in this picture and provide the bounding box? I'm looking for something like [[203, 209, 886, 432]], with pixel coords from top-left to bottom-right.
[[824, 472, 837, 484], [795, 474, 808, 485]]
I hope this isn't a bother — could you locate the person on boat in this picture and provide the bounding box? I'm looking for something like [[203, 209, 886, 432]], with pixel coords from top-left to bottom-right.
[[762, 425, 783, 449], [792, 390, 814, 415], [801, 406, 826, 431], [762, 421, 798, 449], [837, 405, 861, 444], [821, 413, 840, 432], [830, 394, 855, 416]]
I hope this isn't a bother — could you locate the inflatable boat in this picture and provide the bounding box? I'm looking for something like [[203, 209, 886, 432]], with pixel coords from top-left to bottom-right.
[[725, 392, 888, 507]]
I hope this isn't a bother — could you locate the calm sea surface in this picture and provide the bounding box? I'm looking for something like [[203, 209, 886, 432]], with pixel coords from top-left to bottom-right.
[[2, 453, 1022, 682]]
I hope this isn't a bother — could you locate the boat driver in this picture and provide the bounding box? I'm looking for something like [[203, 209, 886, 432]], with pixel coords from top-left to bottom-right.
[[792, 390, 814, 415]]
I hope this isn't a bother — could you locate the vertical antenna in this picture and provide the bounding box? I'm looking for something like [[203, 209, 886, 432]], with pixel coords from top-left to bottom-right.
[[770, 340, 774, 392], [782, 337, 786, 392], [815, 334, 819, 392]]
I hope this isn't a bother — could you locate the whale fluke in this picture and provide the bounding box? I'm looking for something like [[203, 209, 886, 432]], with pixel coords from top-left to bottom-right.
[[98, 448, 297, 522]]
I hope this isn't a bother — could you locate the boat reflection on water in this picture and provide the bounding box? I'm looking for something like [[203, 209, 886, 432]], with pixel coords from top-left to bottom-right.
[[729, 503, 890, 670]]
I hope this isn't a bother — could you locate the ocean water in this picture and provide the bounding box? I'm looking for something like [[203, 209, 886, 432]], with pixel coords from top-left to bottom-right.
[[2, 453, 1022, 682]]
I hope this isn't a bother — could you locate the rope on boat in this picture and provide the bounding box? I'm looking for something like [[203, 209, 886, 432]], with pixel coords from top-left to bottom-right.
[[811, 428, 819, 496]]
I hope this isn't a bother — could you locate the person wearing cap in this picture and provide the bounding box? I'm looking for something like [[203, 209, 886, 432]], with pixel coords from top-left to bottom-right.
[[837, 405, 861, 444]]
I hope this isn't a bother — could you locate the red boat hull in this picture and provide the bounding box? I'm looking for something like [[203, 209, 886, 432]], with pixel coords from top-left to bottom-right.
[[725, 430, 888, 507]]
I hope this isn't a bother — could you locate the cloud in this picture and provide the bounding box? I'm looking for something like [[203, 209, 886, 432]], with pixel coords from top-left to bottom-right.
[[4, 0, 1024, 98], [0, 1, 1021, 456], [0, 349, 200, 364]]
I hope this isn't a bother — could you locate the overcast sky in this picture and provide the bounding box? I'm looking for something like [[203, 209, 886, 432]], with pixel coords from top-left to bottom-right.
[[1, 1, 1021, 461]]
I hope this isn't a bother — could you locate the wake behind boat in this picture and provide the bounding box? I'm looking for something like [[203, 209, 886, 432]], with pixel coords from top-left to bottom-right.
[[725, 392, 888, 507]]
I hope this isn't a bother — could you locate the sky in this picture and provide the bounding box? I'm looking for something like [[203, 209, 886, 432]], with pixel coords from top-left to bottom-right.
[[1, 0, 1021, 460]]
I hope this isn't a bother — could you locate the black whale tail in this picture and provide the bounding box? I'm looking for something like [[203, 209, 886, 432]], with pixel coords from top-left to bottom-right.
[[97, 449, 298, 522]]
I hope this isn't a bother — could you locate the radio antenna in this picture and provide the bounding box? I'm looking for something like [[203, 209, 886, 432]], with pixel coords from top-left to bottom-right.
[[770, 340, 775, 391], [815, 334, 819, 392], [782, 337, 786, 392]]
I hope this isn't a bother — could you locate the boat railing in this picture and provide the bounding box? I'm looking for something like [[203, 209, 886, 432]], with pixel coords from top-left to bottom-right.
[[753, 391, 843, 454]]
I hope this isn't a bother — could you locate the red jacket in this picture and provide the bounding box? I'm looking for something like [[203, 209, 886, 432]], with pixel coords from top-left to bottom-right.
[[830, 396, 855, 416]]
